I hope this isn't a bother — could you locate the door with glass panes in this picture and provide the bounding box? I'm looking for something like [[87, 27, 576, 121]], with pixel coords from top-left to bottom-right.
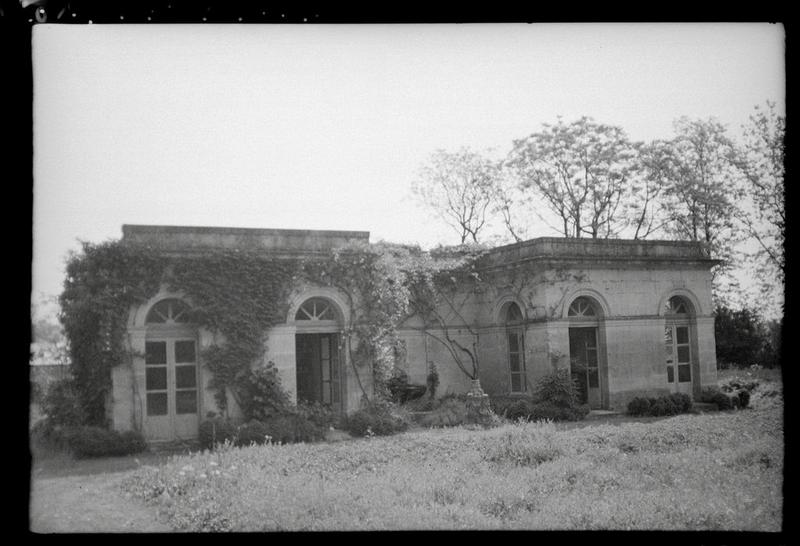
[[143, 337, 200, 441], [664, 324, 693, 395], [295, 333, 342, 410], [569, 327, 602, 408]]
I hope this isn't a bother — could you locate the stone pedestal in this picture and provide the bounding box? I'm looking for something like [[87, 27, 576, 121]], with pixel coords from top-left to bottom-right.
[[465, 379, 494, 425]]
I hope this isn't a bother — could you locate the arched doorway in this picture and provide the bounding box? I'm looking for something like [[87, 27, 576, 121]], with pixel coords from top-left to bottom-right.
[[293, 297, 344, 411], [142, 298, 200, 441], [566, 296, 606, 409], [664, 295, 696, 396]]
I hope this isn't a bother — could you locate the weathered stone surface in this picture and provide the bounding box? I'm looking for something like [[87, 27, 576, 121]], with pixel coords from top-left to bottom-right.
[[113, 228, 719, 440]]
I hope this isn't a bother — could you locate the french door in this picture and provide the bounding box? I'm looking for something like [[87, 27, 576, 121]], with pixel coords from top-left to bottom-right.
[[296, 333, 342, 410], [569, 327, 602, 408], [665, 324, 693, 395], [143, 338, 200, 441]]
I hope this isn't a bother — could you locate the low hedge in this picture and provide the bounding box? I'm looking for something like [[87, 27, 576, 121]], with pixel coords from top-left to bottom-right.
[[490, 396, 590, 422], [199, 411, 329, 450], [344, 401, 409, 437], [68, 426, 148, 458], [31, 419, 148, 458], [198, 417, 238, 449], [699, 389, 749, 411], [627, 393, 693, 417]]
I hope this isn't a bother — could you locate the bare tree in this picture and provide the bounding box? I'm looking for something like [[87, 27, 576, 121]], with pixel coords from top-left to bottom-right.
[[732, 101, 785, 307], [411, 148, 497, 244], [624, 140, 673, 239], [508, 117, 637, 238]]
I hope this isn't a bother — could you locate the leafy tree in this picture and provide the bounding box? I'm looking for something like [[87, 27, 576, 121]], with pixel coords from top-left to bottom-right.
[[411, 148, 498, 244], [508, 116, 638, 239], [733, 101, 785, 312], [660, 117, 742, 293], [714, 304, 779, 368]]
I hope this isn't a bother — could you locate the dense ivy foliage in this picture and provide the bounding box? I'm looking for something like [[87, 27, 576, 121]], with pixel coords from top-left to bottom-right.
[[59, 238, 487, 428], [60, 241, 167, 425], [169, 250, 300, 411]]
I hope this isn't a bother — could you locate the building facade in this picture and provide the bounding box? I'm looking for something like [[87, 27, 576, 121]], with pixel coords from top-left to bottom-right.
[[111, 225, 718, 442]]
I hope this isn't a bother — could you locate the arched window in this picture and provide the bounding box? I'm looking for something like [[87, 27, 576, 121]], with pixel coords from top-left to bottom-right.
[[146, 298, 192, 324], [664, 296, 694, 394], [568, 296, 598, 317], [504, 302, 526, 393], [295, 297, 337, 321], [664, 295, 691, 316]]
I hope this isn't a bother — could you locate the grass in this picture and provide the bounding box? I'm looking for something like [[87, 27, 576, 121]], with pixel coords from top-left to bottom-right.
[[120, 395, 783, 531]]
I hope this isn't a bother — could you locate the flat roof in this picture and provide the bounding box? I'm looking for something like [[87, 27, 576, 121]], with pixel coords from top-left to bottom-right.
[[121, 224, 370, 254], [480, 236, 720, 268]]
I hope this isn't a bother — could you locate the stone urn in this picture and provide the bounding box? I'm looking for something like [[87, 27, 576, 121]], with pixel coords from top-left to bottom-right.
[[465, 378, 493, 425]]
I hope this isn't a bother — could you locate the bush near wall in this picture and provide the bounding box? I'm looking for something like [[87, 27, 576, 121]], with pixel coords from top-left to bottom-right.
[[199, 410, 331, 450], [344, 400, 410, 437], [67, 427, 148, 458], [627, 393, 693, 417], [699, 388, 749, 411], [490, 370, 590, 423]]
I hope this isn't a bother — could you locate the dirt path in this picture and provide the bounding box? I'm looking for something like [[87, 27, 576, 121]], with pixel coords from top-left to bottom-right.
[[30, 471, 172, 533]]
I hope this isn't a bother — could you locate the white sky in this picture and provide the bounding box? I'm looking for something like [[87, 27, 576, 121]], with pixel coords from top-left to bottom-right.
[[32, 23, 785, 317]]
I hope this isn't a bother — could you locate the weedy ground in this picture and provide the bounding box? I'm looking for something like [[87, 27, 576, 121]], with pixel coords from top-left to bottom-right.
[[118, 378, 782, 531]]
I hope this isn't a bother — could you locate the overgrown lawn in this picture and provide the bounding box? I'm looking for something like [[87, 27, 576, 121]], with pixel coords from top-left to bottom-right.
[[121, 400, 783, 531]]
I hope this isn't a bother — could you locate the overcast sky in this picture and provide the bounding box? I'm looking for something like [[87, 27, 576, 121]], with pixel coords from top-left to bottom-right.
[[32, 23, 785, 315]]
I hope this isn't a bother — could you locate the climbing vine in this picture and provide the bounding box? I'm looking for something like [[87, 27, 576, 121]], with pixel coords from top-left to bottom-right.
[[59, 237, 488, 427], [60, 241, 168, 426], [168, 250, 301, 412]]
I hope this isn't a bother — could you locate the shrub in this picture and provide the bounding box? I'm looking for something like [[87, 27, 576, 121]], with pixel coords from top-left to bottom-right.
[[491, 396, 588, 422], [40, 378, 85, 429], [737, 389, 751, 409], [668, 392, 693, 413], [238, 361, 290, 422], [404, 396, 441, 412], [533, 369, 580, 408], [68, 426, 147, 458], [528, 401, 590, 422], [627, 394, 692, 417], [386, 369, 427, 404], [119, 430, 149, 454], [649, 397, 679, 416], [720, 376, 760, 394], [386, 369, 410, 402], [294, 400, 340, 430], [345, 401, 409, 437], [706, 391, 735, 410], [199, 417, 237, 450], [235, 420, 272, 446], [417, 397, 468, 427], [261, 413, 326, 444], [627, 397, 653, 416], [491, 397, 536, 421]]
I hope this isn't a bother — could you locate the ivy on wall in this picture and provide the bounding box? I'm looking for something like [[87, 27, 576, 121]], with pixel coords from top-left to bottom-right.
[[59, 238, 488, 427], [169, 250, 300, 412], [60, 241, 168, 426]]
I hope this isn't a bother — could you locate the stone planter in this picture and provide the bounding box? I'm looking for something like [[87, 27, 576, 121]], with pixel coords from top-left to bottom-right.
[[465, 379, 494, 426]]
